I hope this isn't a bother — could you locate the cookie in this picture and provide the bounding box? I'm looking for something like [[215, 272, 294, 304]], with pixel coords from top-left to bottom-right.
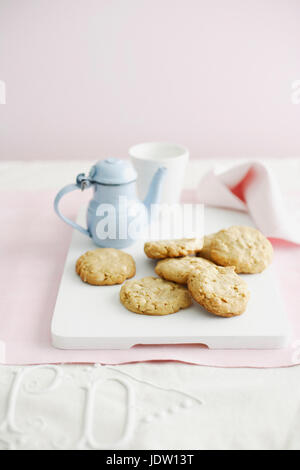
[[76, 248, 136, 285], [196, 234, 215, 261], [187, 265, 250, 317], [210, 226, 273, 273], [155, 256, 214, 284], [144, 238, 203, 259], [120, 276, 192, 315]]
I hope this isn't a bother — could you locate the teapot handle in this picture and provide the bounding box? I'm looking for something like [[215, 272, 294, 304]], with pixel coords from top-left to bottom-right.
[[54, 181, 91, 237]]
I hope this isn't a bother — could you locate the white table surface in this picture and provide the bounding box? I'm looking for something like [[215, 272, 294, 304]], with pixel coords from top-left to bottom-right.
[[0, 158, 300, 451]]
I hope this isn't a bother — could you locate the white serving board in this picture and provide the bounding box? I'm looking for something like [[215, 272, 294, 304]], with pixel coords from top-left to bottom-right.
[[52, 206, 291, 350]]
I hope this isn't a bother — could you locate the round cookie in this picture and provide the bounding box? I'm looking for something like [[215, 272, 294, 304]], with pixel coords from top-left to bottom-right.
[[144, 238, 203, 260], [76, 248, 136, 285], [210, 226, 273, 274], [187, 265, 250, 317], [155, 256, 215, 284], [120, 276, 192, 316]]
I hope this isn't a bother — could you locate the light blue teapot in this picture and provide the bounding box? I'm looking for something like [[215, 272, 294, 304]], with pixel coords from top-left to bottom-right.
[[54, 158, 167, 248]]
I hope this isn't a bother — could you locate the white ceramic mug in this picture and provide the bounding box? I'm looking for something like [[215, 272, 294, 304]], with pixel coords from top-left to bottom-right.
[[129, 142, 189, 204]]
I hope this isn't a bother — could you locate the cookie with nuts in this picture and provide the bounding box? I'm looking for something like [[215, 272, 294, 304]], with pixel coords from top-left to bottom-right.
[[76, 248, 136, 285], [155, 256, 215, 284], [209, 225, 273, 273], [144, 238, 203, 260], [120, 276, 192, 315], [187, 264, 250, 317]]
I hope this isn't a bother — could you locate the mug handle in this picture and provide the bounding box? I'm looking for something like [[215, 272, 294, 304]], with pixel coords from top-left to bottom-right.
[[54, 183, 91, 237]]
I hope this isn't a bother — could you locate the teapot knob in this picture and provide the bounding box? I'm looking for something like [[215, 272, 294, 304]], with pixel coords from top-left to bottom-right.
[[76, 173, 91, 191]]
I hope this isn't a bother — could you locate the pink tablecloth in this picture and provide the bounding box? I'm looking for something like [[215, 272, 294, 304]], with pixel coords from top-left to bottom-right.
[[1, 190, 300, 367]]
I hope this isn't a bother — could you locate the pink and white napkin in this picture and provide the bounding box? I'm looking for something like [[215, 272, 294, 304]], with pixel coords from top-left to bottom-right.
[[197, 161, 300, 244]]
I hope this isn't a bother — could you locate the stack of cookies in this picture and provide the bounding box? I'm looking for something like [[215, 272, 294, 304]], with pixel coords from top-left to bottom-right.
[[75, 226, 273, 319], [123, 226, 273, 318]]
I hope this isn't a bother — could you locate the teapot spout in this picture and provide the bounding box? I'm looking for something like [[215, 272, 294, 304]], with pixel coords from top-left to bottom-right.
[[143, 167, 167, 210]]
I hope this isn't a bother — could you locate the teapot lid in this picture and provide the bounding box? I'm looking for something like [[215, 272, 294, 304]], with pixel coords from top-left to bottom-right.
[[89, 158, 137, 185]]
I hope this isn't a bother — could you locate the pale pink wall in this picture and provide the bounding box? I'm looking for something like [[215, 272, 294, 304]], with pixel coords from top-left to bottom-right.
[[0, 0, 300, 161]]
